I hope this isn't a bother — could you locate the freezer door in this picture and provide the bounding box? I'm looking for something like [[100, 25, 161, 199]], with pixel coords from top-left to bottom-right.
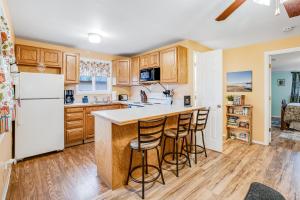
[[15, 99, 64, 160], [18, 72, 64, 99]]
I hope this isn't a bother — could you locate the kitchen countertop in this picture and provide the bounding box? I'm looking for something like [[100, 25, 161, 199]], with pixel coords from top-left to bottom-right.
[[92, 105, 203, 125]]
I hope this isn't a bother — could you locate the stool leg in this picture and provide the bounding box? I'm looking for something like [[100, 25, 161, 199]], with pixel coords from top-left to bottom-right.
[[172, 138, 175, 160], [190, 130, 193, 153], [194, 130, 197, 164], [156, 147, 165, 184], [161, 137, 167, 166], [185, 136, 191, 167], [145, 150, 148, 174], [175, 139, 179, 177], [142, 150, 145, 199], [126, 148, 133, 185], [202, 130, 207, 157], [180, 137, 185, 157]]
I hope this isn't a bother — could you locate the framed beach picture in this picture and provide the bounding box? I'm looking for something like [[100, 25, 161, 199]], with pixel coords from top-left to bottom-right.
[[277, 79, 285, 86], [227, 71, 252, 92]]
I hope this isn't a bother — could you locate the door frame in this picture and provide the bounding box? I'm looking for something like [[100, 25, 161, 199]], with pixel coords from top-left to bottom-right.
[[264, 46, 300, 145]]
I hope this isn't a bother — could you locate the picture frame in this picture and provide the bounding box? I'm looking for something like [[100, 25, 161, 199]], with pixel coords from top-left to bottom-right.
[[227, 71, 252, 92], [277, 79, 285, 86]]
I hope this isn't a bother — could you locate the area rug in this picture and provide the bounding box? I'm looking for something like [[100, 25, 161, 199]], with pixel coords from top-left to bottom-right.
[[279, 130, 300, 141]]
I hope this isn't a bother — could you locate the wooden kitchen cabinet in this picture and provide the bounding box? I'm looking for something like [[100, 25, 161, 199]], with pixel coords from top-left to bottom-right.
[[64, 107, 85, 147], [160, 46, 188, 83], [64, 104, 127, 147], [41, 48, 62, 68], [139, 54, 149, 69], [63, 52, 80, 84], [149, 51, 160, 67], [130, 56, 140, 85], [116, 59, 130, 86], [16, 45, 40, 66], [16, 44, 63, 68]]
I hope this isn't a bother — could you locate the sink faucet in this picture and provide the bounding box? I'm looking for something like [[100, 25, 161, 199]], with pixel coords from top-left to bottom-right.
[[94, 96, 98, 103]]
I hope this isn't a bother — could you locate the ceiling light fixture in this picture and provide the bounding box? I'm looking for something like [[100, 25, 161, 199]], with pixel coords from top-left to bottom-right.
[[88, 33, 102, 44], [253, 0, 271, 6]]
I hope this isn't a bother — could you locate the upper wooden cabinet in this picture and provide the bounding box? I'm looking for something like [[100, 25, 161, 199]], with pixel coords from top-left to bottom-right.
[[16, 45, 40, 66], [149, 51, 160, 67], [140, 54, 149, 69], [139, 51, 159, 69], [63, 52, 80, 84], [160, 46, 188, 83], [131, 57, 140, 85], [41, 49, 62, 68], [116, 59, 130, 86], [15, 44, 62, 68]]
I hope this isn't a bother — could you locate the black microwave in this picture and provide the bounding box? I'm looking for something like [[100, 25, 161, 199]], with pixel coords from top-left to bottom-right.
[[140, 68, 160, 82]]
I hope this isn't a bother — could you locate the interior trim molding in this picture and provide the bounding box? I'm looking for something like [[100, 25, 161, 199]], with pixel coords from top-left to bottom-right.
[[1, 166, 12, 200]]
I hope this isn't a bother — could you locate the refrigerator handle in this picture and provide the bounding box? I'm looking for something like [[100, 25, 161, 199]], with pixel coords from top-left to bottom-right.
[[16, 102, 21, 126]]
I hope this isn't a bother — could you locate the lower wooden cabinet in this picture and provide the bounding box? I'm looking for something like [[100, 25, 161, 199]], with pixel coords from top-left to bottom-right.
[[64, 104, 127, 147]]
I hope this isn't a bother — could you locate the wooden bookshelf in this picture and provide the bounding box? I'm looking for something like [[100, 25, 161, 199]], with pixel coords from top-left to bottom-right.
[[226, 104, 253, 144]]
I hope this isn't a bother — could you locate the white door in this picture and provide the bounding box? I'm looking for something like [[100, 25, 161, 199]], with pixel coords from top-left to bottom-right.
[[15, 99, 64, 160], [194, 50, 223, 152], [16, 72, 64, 99]]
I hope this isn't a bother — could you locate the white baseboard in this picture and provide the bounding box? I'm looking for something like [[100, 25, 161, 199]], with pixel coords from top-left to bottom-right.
[[253, 140, 268, 146], [271, 115, 281, 118]]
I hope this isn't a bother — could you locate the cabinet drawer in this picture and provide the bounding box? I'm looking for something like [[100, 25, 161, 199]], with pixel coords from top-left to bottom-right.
[[66, 112, 83, 121], [66, 120, 83, 129], [66, 128, 84, 144], [65, 107, 84, 113], [85, 105, 121, 114]]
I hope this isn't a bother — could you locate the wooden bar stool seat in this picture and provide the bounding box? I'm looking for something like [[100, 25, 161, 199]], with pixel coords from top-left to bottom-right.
[[161, 112, 193, 177], [126, 117, 167, 199]]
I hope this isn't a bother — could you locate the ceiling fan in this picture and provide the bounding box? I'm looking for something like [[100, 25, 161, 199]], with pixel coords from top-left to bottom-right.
[[215, 0, 300, 21]]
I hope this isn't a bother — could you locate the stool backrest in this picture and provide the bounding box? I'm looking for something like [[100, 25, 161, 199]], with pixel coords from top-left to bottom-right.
[[176, 112, 193, 139], [194, 108, 210, 132], [138, 116, 167, 150]]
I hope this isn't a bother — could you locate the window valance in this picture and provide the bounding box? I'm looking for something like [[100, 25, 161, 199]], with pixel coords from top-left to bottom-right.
[[80, 58, 111, 77]]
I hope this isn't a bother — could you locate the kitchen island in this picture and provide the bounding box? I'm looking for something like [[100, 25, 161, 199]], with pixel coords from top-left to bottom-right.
[[92, 105, 202, 189]]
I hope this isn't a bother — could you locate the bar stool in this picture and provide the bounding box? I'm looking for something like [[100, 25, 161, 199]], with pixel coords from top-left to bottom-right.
[[161, 112, 193, 177], [126, 117, 167, 199], [183, 108, 210, 164]]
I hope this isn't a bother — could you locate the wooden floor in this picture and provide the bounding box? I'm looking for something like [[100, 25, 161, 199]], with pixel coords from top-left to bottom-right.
[[7, 127, 300, 200]]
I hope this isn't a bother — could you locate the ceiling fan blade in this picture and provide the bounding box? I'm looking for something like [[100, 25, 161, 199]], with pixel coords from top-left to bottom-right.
[[283, 0, 300, 18], [215, 0, 246, 21]]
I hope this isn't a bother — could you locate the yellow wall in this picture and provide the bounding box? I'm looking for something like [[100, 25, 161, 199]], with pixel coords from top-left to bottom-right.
[[0, 0, 14, 197], [223, 35, 300, 142]]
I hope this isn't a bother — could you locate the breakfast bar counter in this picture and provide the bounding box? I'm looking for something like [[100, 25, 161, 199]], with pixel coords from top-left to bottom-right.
[[92, 105, 202, 189]]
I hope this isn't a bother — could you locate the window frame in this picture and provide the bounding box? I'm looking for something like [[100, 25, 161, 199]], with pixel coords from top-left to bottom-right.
[[76, 75, 112, 95]]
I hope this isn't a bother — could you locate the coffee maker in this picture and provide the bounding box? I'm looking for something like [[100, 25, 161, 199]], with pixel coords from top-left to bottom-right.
[[64, 90, 74, 104]]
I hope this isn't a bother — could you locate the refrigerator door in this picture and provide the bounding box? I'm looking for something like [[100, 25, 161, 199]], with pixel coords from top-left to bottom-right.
[[15, 98, 64, 160], [16, 72, 64, 99]]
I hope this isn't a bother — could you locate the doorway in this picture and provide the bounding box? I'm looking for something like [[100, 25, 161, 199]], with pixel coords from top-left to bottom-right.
[[265, 47, 300, 144]]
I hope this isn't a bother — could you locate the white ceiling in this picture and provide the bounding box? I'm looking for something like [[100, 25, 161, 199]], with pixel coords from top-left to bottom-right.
[[272, 51, 300, 71], [8, 0, 300, 56]]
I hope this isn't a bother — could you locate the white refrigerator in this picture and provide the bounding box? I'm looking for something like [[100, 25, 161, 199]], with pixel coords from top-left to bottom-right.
[[15, 72, 64, 160]]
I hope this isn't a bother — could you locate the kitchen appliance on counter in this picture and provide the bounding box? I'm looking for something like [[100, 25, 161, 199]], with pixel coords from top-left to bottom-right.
[[140, 67, 160, 82], [64, 90, 74, 104], [15, 72, 64, 160], [118, 94, 128, 101]]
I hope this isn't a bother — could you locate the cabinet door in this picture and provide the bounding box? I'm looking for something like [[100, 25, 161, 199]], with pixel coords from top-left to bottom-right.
[[149, 51, 159, 67], [131, 57, 140, 85], [160, 47, 177, 83], [140, 54, 149, 69], [66, 128, 84, 145], [85, 114, 94, 140], [41, 48, 62, 67], [63, 52, 80, 84], [116, 60, 130, 85], [15, 45, 40, 66]]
